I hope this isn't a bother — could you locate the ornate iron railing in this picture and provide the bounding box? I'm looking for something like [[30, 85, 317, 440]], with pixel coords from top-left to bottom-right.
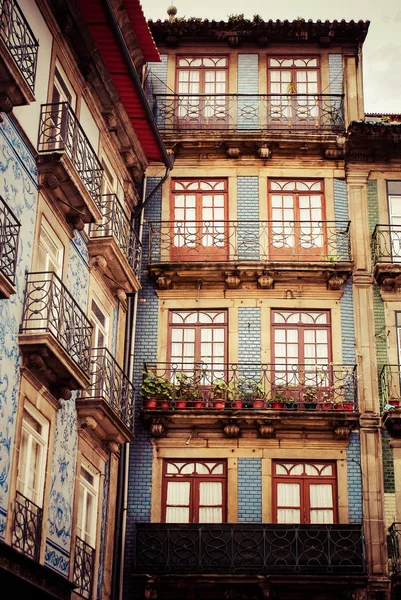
[[142, 362, 358, 411], [12, 491, 43, 561], [134, 523, 365, 575], [154, 94, 345, 131], [73, 536, 95, 599], [0, 0, 38, 93], [37, 102, 103, 204], [89, 194, 141, 278], [148, 220, 351, 264], [0, 195, 20, 286], [372, 225, 401, 265], [380, 365, 401, 409], [20, 272, 92, 376], [85, 347, 135, 430]]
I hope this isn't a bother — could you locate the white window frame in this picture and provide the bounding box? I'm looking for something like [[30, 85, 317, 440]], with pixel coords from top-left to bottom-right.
[[77, 460, 99, 549], [90, 296, 110, 351], [37, 217, 64, 276]]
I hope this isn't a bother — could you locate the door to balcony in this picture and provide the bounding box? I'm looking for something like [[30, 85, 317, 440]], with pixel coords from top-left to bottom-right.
[[170, 180, 228, 261], [388, 181, 401, 262], [268, 180, 327, 261]]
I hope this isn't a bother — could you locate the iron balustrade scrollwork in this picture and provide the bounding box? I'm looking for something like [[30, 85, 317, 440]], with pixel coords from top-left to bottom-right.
[[0, 0, 38, 93], [37, 102, 103, 204], [20, 271, 92, 376], [380, 365, 401, 408], [134, 523, 365, 575], [154, 94, 345, 131], [89, 194, 141, 278], [148, 220, 351, 264], [12, 491, 43, 561], [73, 536, 95, 599], [0, 194, 21, 285], [85, 347, 135, 430], [372, 224, 401, 265], [142, 362, 357, 411]]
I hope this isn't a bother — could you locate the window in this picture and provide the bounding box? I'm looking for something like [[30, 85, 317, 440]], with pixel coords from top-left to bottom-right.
[[273, 461, 337, 524], [170, 179, 228, 260], [272, 310, 331, 388], [77, 461, 99, 549], [169, 309, 227, 382], [268, 179, 326, 259], [90, 297, 110, 350], [37, 217, 64, 275], [387, 181, 401, 261], [162, 460, 226, 523], [16, 404, 49, 507], [268, 57, 320, 126], [176, 57, 228, 126]]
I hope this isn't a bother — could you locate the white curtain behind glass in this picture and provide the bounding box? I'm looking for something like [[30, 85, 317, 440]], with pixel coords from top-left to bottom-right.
[[165, 481, 190, 523], [199, 481, 222, 523], [277, 482, 301, 523]]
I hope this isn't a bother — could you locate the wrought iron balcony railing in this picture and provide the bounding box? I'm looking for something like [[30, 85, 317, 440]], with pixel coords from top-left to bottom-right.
[[379, 365, 401, 409], [148, 220, 351, 264], [154, 94, 345, 132], [37, 102, 103, 204], [85, 347, 135, 430], [0, 195, 21, 286], [142, 362, 357, 411], [372, 224, 401, 265], [89, 194, 141, 278], [73, 536, 95, 599], [20, 272, 92, 376], [0, 0, 38, 93], [12, 491, 43, 561], [134, 523, 365, 575]]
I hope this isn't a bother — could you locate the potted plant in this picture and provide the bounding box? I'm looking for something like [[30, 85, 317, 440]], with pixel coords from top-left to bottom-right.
[[141, 371, 173, 409], [211, 378, 229, 409], [175, 372, 199, 408], [270, 388, 288, 409], [236, 378, 265, 408], [389, 397, 400, 408], [302, 386, 318, 410]]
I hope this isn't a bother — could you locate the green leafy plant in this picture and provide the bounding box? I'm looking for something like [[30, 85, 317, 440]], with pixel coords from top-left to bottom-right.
[[141, 371, 174, 404], [175, 372, 200, 403]]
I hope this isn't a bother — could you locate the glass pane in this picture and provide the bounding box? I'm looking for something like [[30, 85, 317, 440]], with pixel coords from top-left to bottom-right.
[[199, 507, 222, 523], [277, 508, 301, 523], [166, 481, 190, 505], [199, 481, 222, 505], [309, 484, 333, 508], [166, 506, 190, 523], [310, 509, 334, 524], [277, 483, 300, 507]]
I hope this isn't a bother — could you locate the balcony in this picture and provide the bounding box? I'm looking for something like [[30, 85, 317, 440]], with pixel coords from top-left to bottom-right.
[[0, 0, 38, 111], [0, 195, 21, 298], [73, 536, 94, 600], [141, 362, 358, 439], [380, 365, 401, 437], [134, 523, 365, 576], [88, 194, 141, 294], [77, 347, 134, 444], [12, 491, 42, 562], [148, 220, 352, 289], [372, 225, 401, 291], [37, 102, 103, 231], [153, 94, 345, 157], [19, 272, 92, 399]]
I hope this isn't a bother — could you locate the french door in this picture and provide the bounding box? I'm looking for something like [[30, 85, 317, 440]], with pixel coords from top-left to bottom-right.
[[170, 179, 228, 260], [273, 461, 337, 524], [388, 181, 401, 262]]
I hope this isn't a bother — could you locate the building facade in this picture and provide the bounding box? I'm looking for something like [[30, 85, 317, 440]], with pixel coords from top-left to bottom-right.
[[0, 0, 170, 598], [124, 15, 401, 600]]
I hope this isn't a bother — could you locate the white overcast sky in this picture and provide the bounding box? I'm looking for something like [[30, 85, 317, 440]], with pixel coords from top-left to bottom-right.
[[141, 0, 401, 114]]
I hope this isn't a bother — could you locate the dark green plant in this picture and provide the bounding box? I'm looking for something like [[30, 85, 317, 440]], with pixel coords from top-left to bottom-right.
[[141, 371, 174, 402]]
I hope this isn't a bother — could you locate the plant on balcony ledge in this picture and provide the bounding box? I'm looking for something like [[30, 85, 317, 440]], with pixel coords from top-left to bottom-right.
[[270, 388, 289, 409], [141, 371, 173, 409], [210, 379, 229, 409], [302, 386, 319, 410], [175, 372, 201, 409], [234, 379, 265, 409]]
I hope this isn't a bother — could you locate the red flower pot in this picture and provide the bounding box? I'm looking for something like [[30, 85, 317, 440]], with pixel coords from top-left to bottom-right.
[[343, 402, 354, 411], [271, 402, 283, 409], [175, 401, 187, 409], [213, 400, 226, 409], [159, 400, 170, 409], [231, 400, 243, 409], [193, 400, 204, 409], [253, 399, 265, 409], [389, 398, 400, 407], [321, 402, 333, 410], [144, 398, 157, 409]]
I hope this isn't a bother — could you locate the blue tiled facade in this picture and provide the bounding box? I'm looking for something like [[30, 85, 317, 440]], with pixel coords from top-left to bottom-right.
[[237, 177, 260, 261], [238, 458, 262, 523], [347, 432, 363, 523]]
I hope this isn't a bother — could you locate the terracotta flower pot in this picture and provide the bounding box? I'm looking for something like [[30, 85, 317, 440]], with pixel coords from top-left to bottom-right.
[[389, 398, 400, 407], [159, 400, 170, 409], [253, 398, 265, 409], [193, 400, 204, 409], [213, 400, 226, 409], [343, 402, 354, 411], [175, 400, 187, 409], [144, 398, 158, 409], [321, 402, 333, 410], [271, 401, 283, 409], [231, 400, 243, 409]]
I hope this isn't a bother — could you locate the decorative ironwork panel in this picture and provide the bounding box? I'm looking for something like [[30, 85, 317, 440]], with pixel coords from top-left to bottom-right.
[[73, 536, 95, 599], [12, 491, 43, 561], [154, 94, 345, 131], [20, 271, 92, 375], [380, 365, 401, 408], [141, 362, 357, 411], [134, 524, 365, 574], [0, 195, 21, 285], [148, 220, 351, 264], [372, 225, 401, 264], [85, 347, 135, 430], [37, 102, 103, 204], [89, 194, 141, 278], [0, 0, 38, 92]]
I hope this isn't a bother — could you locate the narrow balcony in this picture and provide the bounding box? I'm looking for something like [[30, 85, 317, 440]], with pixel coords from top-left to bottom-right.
[[73, 536, 94, 600], [19, 272, 92, 399], [154, 94, 345, 133], [380, 365, 401, 437], [141, 362, 358, 439], [37, 102, 103, 230], [372, 225, 401, 290], [134, 523, 365, 576], [88, 194, 141, 294], [0, 195, 21, 298], [77, 347, 134, 444], [0, 0, 38, 111], [12, 491, 42, 562], [148, 220, 352, 290]]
